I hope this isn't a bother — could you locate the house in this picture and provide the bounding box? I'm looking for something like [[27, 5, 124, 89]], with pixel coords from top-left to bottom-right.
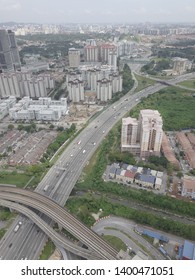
[[134, 173, 156, 188], [155, 177, 162, 190], [124, 170, 135, 184], [109, 166, 117, 179]]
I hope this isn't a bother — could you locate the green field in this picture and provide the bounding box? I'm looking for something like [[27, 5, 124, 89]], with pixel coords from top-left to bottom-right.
[[177, 79, 195, 89], [39, 240, 55, 260], [103, 235, 127, 251], [134, 74, 156, 92], [130, 86, 195, 131], [0, 171, 32, 187]]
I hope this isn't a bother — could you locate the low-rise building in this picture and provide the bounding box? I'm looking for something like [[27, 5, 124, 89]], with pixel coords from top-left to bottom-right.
[[181, 175, 195, 199], [115, 168, 123, 181], [109, 166, 117, 179], [0, 96, 16, 119], [155, 177, 162, 190], [9, 97, 67, 121], [134, 173, 156, 188], [124, 170, 135, 184]]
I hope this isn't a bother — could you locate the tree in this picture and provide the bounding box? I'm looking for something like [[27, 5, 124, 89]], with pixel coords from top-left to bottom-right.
[[8, 124, 14, 130]]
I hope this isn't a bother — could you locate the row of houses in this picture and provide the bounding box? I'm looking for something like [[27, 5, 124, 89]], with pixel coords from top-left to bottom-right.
[[109, 163, 164, 190]]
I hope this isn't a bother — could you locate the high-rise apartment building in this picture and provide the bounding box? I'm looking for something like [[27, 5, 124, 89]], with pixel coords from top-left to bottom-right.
[[67, 79, 84, 102], [138, 110, 163, 158], [0, 29, 21, 72], [7, 30, 21, 70], [84, 45, 99, 62], [121, 110, 163, 158], [99, 44, 117, 64], [109, 72, 123, 93], [0, 72, 54, 99], [96, 78, 112, 102], [68, 48, 80, 68], [108, 50, 117, 70]]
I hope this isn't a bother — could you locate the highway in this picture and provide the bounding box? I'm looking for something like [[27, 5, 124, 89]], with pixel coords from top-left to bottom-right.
[[0, 198, 100, 260], [0, 187, 118, 259], [0, 70, 195, 259]]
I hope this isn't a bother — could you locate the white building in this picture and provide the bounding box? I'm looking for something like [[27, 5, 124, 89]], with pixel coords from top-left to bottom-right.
[[109, 72, 123, 93], [0, 71, 54, 99], [121, 110, 163, 158], [67, 79, 84, 102], [68, 48, 80, 68], [84, 45, 99, 62], [138, 110, 163, 158], [0, 96, 16, 119], [108, 50, 117, 70], [96, 78, 112, 102], [121, 117, 140, 155], [9, 97, 67, 121], [172, 57, 190, 75]]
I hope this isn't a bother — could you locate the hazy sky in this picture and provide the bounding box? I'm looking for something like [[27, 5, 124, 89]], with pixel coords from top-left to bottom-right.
[[0, 0, 195, 24]]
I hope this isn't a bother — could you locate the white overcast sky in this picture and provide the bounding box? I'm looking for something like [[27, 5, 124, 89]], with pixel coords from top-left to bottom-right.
[[0, 0, 195, 24]]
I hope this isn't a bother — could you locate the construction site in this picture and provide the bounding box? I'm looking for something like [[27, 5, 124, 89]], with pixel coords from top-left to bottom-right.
[[65, 103, 104, 129]]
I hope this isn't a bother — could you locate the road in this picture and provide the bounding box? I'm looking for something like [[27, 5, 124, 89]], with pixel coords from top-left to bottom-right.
[[0, 187, 118, 259], [1, 70, 195, 260]]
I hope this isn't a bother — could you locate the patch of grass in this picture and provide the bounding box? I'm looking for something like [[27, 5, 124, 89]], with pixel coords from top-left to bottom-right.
[[0, 229, 6, 239], [39, 239, 55, 260], [177, 79, 195, 89], [0, 208, 14, 220], [134, 73, 156, 92], [130, 86, 195, 131], [103, 235, 126, 251], [0, 172, 32, 188]]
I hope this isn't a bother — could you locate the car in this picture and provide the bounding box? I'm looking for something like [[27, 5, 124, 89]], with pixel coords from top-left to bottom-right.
[[93, 142, 96, 145], [77, 140, 81, 145], [102, 130, 105, 134], [70, 154, 73, 157], [83, 150, 86, 154]]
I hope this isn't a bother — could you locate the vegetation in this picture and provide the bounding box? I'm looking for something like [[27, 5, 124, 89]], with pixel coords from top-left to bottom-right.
[[177, 79, 195, 89], [0, 208, 14, 221], [134, 73, 156, 92], [0, 229, 6, 239], [141, 58, 171, 76], [130, 87, 195, 131], [41, 124, 76, 161], [17, 122, 37, 133], [0, 171, 32, 188], [39, 239, 56, 260], [122, 64, 134, 93], [75, 128, 195, 219], [152, 45, 195, 61], [103, 235, 127, 251], [66, 196, 195, 241]]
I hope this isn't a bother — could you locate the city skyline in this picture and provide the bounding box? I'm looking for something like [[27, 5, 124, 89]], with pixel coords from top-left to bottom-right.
[[0, 0, 195, 24]]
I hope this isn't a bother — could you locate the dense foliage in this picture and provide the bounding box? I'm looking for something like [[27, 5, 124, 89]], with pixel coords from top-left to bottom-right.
[[66, 196, 195, 241], [130, 87, 195, 131]]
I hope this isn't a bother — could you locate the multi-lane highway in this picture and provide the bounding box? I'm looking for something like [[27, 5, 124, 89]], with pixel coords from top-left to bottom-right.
[[0, 187, 118, 259], [0, 71, 195, 260]]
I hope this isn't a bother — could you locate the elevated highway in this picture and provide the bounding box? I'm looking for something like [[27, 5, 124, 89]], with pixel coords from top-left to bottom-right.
[[0, 186, 118, 260], [0, 198, 100, 260]]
